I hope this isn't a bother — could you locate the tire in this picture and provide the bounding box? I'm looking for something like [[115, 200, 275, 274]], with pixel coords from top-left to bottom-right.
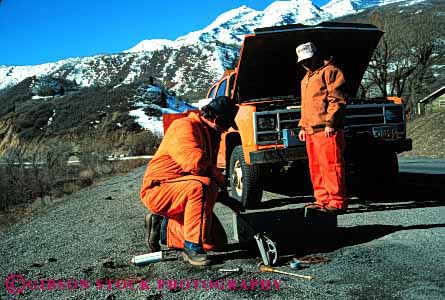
[[229, 145, 263, 209]]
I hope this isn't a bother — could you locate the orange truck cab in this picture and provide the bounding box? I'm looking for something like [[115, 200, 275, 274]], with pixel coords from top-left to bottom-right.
[[169, 22, 412, 208]]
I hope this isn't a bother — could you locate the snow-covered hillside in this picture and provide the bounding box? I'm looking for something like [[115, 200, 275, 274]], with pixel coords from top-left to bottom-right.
[[0, 0, 426, 99], [129, 85, 197, 135], [321, 0, 406, 17], [126, 0, 332, 52]]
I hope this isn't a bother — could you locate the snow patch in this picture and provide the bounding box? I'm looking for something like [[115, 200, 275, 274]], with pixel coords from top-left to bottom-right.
[[47, 110, 56, 126], [129, 109, 164, 135], [125, 39, 176, 53]]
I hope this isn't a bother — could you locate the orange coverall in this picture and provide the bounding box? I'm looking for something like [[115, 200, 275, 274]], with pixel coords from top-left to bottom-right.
[[298, 60, 347, 210], [140, 112, 225, 251]]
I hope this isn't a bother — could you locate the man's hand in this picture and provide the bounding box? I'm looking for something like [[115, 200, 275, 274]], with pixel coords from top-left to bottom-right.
[[211, 167, 226, 188], [324, 126, 336, 138], [298, 129, 307, 142]]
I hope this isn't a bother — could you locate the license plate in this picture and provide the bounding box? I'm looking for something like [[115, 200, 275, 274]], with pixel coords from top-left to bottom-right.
[[372, 126, 398, 138]]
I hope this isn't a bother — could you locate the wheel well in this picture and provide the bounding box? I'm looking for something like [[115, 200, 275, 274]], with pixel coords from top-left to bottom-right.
[[225, 132, 241, 170]]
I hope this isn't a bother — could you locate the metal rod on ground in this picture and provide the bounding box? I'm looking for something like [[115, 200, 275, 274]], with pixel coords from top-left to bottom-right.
[[260, 265, 313, 280]]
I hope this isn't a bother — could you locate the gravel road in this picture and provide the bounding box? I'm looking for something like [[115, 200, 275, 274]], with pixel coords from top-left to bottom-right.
[[1, 158, 444, 300]]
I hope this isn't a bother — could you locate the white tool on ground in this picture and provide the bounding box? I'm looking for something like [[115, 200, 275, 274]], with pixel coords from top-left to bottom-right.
[[218, 267, 242, 272], [131, 251, 163, 266]]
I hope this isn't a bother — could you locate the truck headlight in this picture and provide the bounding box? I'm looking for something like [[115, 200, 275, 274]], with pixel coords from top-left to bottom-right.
[[384, 106, 403, 123], [257, 115, 277, 131]]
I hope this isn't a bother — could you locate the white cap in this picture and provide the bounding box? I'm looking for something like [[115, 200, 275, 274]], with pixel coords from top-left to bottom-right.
[[296, 42, 317, 63]]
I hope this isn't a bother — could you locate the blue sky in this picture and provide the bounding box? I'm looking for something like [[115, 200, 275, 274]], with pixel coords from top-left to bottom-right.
[[0, 0, 329, 66]]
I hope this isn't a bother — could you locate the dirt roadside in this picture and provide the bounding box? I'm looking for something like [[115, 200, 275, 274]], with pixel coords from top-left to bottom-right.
[[1, 161, 444, 300]]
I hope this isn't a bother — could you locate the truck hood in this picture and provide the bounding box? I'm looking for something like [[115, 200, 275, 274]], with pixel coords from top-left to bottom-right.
[[235, 22, 383, 102]]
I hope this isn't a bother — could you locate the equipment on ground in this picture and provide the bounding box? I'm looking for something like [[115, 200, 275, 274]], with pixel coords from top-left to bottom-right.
[[131, 251, 163, 266], [260, 265, 313, 280], [236, 212, 278, 266]]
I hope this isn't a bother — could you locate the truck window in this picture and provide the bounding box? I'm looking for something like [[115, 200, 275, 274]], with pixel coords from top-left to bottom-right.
[[208, 85, 217, 98], [216, 79, 227, 97]]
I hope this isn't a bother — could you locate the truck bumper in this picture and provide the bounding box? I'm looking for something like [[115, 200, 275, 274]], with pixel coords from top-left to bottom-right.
[[348, 138, 412, 153], [249, 146, 307, 165], [248, 138, 412, 165]]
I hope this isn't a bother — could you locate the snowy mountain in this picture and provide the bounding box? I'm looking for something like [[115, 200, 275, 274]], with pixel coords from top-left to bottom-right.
[[0, 0, 427, 100], [321, 0, 406, 17], [126, 1, 331, 53]]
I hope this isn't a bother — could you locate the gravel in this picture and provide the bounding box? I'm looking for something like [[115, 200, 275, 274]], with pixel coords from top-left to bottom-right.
[[1, 161, 444, 300]]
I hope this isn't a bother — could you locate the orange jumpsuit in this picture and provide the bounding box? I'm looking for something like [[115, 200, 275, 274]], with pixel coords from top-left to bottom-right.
[[298, 60, 347, 210], [140, 112, 225, 251]]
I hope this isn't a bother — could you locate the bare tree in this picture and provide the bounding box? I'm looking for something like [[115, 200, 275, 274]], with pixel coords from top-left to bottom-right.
[[363, 11, 444, 104]]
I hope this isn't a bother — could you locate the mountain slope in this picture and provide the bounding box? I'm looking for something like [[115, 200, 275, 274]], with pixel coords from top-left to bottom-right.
[[0, 0, 442, 157], [0, 0, 430, 100], [0, 80, 196, 155], [321, 0, 407, 17]]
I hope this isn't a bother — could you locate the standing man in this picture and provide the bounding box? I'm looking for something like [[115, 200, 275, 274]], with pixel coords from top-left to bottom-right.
[[296, 42, 348, 214], [140, 96, 239, 266]]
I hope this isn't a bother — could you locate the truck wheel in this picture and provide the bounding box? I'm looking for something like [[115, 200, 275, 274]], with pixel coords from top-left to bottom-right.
[[229, 145, 263, 209]]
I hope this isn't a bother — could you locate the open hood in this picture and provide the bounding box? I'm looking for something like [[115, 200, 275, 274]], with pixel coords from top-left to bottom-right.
[[235, 22, 383, 102]]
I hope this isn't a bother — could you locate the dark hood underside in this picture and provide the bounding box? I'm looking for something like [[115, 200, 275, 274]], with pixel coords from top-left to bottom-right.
[[235, 22, 383, 102]]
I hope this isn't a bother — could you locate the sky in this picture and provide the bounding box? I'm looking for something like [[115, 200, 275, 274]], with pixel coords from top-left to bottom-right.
[[0, 0, 330, 66]]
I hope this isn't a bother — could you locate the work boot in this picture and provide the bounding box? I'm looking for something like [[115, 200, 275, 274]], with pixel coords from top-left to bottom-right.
[[144, 213, 162, 252], [304, 203, 346, 216], [304, 203, 325, 211], [322, 206, 347, 215], [182, 241, 211, 266]]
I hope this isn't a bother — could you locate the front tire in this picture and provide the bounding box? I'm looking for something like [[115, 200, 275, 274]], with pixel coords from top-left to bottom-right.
[[229, 146, 263, 209]]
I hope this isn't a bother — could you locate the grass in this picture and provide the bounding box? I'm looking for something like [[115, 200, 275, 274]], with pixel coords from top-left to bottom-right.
[[0, 152, 149, 230]]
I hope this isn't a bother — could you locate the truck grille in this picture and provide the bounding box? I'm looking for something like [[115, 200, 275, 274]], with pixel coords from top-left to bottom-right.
[[345, 104, 406, 138], [253, 103, 406, 145]]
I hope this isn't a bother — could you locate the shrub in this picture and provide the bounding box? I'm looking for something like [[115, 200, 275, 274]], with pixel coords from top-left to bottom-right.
[[37, 87, 56, 97], [127, 131, 161, 156], [0, 142, 75, 211]]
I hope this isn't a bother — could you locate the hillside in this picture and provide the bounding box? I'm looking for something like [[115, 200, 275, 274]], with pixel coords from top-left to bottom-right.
[[1, 0, 442, 101], [404, 112, 445, 158], [0, 80, 195, 155], [0, 0, 443, 156]]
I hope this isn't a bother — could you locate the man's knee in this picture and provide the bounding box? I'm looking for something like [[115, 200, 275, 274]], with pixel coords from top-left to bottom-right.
[[185, 180, 206, 200]]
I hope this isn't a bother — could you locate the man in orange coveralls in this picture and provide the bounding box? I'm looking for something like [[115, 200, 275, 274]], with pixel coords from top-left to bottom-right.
[[140, 96, 240, 266], [296, 42, 348, 214]]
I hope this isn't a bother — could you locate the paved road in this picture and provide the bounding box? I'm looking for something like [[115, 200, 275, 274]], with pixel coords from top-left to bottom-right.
[[217, 156, 445, 300], [0, 157, 443, 300], [399, 157, 445, 174]]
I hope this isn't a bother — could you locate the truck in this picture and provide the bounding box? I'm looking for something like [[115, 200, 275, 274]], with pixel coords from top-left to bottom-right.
[[204, 22, 412, 208]]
